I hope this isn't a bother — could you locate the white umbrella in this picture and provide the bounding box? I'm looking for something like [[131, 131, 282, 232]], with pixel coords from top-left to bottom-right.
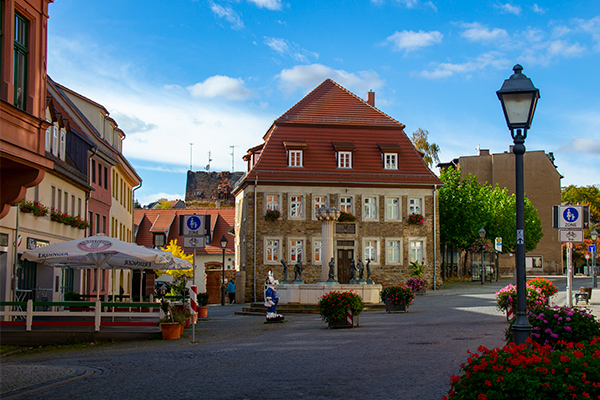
[[22, 234, 192, 270]]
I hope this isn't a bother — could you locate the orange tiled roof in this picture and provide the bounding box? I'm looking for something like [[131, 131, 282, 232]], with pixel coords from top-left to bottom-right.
[[236, 79, 441, 190]]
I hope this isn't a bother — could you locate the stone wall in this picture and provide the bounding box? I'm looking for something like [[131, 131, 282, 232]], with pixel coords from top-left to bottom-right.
[[185, 171, 244, 206]]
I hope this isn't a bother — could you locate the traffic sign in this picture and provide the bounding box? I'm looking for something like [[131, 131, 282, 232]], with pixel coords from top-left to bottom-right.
[[590, 244, 597, 253], [559, 229, 584, 243], [183, 236, 205, 248], [585, 254, 590, 260], [558, 205, 583, 229], [181, 215, 206, 236], [494, 237, 502, 252]]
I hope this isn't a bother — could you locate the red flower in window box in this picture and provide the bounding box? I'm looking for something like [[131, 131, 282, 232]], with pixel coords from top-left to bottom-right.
[[407, 213, 424, 225]]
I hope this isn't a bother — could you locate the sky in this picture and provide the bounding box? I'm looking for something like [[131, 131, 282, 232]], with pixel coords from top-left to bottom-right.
[[46, 0, 600, 207]]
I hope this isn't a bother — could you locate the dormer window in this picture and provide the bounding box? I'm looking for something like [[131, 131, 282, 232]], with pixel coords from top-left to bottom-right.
[[284, 141, 307, 168], [384, 153, 397, 170], [333, 142, 355, 169], [289, 150, 303, 167], [379, 143, 401, 170]]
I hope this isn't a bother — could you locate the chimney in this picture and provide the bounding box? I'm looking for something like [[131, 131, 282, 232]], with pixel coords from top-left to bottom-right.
[[479, 149, 490, 156], [367, 90, 375, 107]]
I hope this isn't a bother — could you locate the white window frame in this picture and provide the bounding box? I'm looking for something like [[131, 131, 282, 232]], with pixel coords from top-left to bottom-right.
[[386, 197, 400, 220], [289, 239, 304, 262], [363, 238, 379, 264], [313, 239, 322, 263], [338, 151, 352, 169], [289, 150, 303, 167], [313, 195, 328, 219], [384, 153, 398, 170], [59, 128, 66, 161], [340, 196, 353, 214], [265, 238, 281, 264], [409, 237, 427, 264], [363, 196, 377, 220], [266, 194, 280, 211], [52, 125, 59, 156], [409, 197, 423, 216], [45, 126, 51, 151], [289, 195, 304, 219], [386, 238, 403, 265]]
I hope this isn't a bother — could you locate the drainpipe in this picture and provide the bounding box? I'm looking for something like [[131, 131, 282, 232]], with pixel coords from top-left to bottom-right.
[[253, 177, 258, 302], [433, 184, 438, 291]]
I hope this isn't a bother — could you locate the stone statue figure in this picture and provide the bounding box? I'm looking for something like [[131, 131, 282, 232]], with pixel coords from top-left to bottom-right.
[[327, 257, 336, 282], [349, 259, 356, 283], [366, 259, 374, 284], [293, 256, 303, 282], [264, 270, 285, 323], [357, 258, 365, 280], [281, 260, 289, 282]]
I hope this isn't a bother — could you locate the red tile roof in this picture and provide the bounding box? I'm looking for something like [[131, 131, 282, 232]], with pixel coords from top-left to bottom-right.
[[236, 79, 442, 191], [134, 208, 235, 255]]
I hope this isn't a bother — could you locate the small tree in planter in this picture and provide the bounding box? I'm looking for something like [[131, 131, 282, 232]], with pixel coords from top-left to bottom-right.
[[380, 284, 415, 312], [318, 291, 364, 328], [196, 292, 210, 319], [159, 298, 181, 340]]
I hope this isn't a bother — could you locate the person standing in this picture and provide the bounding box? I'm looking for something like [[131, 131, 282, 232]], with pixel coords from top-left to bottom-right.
[[226, 277, 236, 304]]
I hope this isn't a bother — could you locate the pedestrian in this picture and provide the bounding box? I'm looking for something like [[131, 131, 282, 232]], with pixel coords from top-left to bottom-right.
[[226, 277, 236, 304]]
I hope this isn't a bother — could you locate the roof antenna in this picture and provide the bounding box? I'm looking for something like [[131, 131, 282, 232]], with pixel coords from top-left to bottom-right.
[[189, 143, 193, 171]]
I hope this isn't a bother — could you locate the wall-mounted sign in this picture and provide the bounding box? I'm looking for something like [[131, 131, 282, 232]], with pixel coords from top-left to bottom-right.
[[0, 233, 8, 247], [27, 237, 50, 250]]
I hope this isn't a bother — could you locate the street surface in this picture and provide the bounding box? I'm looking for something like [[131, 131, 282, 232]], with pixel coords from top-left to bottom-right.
[[2, 276, 598, 400]]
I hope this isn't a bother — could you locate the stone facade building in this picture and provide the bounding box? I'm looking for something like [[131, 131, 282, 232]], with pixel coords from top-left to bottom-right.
[[233, 79, 443, 302], [185, 171, 244, 207]]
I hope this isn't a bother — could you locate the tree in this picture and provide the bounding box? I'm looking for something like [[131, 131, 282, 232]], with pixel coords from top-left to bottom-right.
[[439, 167, 543, 254], [410, 128, 440, 168], [561, 185, 600, 224], [155, 239, 193, 278]]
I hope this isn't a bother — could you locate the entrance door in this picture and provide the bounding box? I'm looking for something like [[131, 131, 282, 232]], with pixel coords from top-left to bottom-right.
[[337, 249, 354, 284]]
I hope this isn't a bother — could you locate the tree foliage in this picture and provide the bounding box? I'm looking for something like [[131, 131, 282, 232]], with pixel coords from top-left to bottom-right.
[[410, 128, 440, 168], [561, 185, 600, 224], [439, 167, 543, 253], [155, 239, 193, 277]]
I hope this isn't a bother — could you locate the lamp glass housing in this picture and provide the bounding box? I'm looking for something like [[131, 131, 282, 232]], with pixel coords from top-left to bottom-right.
[[479, 227, 486, 239], [220, 235, 228, 249], [499, 92, 538, 129], [591, 229, 598, 241]]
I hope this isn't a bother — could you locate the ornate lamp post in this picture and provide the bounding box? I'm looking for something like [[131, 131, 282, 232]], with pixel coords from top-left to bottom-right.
[[591, 229, 598, 288], [497, 64, 540, 345], [479, 227, 486, 285], [220, 235, 228, 306]]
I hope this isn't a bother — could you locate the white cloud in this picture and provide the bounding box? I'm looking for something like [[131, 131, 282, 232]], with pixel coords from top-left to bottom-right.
[[384, 30, 443, 52], [574, 15, 600, 51], [461, 23, 509, 43], [568, 138, 600, 154], [420, 52, 509, 79], [532, 4, 545, 14], [276, 64, 384, 97], [264, 37, 319, 62], [110, 112, 157, 134], [136, 192, 186, 208], [248, 0, 282, 10], [187, 76, 253, 101], [210, 2, 244, 30], [495, 3, 521, 15]]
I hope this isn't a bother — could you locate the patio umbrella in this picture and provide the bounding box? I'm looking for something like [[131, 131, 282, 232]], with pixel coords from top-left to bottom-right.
[[22, 234, 193, 301]]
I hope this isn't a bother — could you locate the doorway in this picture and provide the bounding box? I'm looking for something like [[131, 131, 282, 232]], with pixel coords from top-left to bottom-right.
[[337, 248, 354, 284]]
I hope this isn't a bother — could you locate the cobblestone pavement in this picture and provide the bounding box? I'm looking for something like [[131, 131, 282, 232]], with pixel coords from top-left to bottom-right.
[[2, 276, 598, 400]]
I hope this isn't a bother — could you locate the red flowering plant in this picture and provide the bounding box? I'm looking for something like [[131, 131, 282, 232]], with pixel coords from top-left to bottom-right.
[[526, 277, 558, 299], [495, 283, 546, 313], [506, 305, 600, 349], [19, 200, 49, 217], [317, 291, 364, 324], [407, 213, 424, 225], [443, 337, 600, 400], [380, 284, 415, 308], [337, 212, 356, 222], [50, 208, 68, 223], [405, 277, 427, 292]]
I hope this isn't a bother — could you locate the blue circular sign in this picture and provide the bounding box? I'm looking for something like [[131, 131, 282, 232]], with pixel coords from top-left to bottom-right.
[[187, 216, 202, 230], [563, 207, 579, 223]]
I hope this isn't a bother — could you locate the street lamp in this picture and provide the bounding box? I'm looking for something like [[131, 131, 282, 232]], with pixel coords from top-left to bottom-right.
[[220, 235, 228, 306], [497, 64, 540, 345], [479, 227, 486, 285], [591, 229, 598, 288]]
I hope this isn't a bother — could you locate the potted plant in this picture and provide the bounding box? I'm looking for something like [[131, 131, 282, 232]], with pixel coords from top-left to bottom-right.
[[264, 209, 280, 222], [337, 211, 356, 222], [50, 208, 67, 223], [406, 277, 428, 294], [159, 298, 181, 340], [197, 292, 210, 319], [407, 213, 424, 225], [496, 283, 546, 319], [317, 291, 364, 328], [19, 200, 49, 217], [380, 284, 415, 313], [526, 277, 558, 303]]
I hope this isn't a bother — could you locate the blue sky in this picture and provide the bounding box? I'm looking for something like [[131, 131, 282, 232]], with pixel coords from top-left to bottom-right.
[[47, 0, 600, 206]]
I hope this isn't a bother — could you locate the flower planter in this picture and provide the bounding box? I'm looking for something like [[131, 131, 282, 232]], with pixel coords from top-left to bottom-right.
[[160, 322, 181, 340], [328, 312, 359, 329], [384, 298, 407, 313], [197, 306, 208, 319]]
